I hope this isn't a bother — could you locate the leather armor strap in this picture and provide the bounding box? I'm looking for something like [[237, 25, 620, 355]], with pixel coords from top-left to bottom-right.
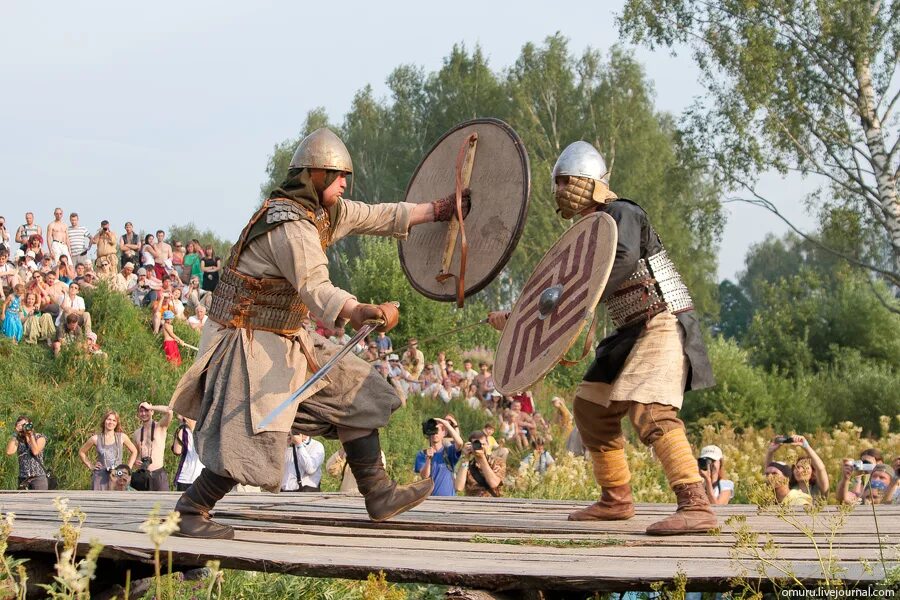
[[435, 134, 474, 308]]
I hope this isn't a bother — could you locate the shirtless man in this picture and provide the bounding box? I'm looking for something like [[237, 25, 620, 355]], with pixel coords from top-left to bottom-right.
[[46, 208, 70, 263], [154, 230, 173, 280]]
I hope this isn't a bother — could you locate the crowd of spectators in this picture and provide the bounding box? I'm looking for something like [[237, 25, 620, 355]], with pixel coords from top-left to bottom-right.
[[0, 211, 219, 363]]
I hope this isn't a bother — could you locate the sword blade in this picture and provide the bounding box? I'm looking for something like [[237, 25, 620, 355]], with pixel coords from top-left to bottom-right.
[[256, 323, 377, 431]]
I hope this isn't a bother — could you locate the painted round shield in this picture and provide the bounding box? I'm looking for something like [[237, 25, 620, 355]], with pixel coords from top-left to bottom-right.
[[399, 118, 530, 303], [494, 212, 618, 395]]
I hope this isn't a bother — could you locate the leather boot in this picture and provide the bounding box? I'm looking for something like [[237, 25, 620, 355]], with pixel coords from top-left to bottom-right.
[[174, 469, 236, 540], [646, 481, 717, 536], [344, 431, 434, 522], [568, 484, 635, 521]]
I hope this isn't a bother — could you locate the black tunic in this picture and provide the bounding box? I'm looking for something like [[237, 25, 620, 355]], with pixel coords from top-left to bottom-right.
[[581, 199, 715, 391]]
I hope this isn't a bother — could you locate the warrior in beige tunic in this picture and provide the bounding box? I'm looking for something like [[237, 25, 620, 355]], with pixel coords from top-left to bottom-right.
[[171, 128, 470, 539], [489, 141, 716, 536]]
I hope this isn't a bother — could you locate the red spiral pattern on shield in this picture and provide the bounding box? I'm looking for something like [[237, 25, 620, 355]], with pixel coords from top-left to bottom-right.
[[501, 218, 601, 383]]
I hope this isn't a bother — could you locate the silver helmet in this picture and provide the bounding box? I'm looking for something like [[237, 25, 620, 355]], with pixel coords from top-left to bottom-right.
[[551, 141, 608, 188], [289, 128, 353, 173], [551, 142, 612, 219]]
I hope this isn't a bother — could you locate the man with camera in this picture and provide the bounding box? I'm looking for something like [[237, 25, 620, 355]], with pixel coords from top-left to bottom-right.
[[109, 464, 135, 492], [456, 431, 505, 497], [415, 417, 464, 496], [91, 220, 118, 272], [132, 401, 173, 491], [5, 416, 49, 490], [837, 448, 883, 505]]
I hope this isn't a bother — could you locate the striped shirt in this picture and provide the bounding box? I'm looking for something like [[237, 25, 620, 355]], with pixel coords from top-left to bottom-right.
[[68, 226, 90, 256]]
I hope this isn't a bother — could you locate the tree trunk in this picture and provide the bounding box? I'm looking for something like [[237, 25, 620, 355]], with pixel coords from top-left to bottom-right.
[[855, 53, 900, 282]]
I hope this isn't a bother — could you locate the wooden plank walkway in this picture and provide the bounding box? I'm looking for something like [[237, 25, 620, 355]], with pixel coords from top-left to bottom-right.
[[2, 491, 897, 592]]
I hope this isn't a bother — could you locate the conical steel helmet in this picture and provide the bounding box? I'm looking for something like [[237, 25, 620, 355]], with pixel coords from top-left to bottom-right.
[[289, 128, 353, 173], [551, 141, 609, 189]]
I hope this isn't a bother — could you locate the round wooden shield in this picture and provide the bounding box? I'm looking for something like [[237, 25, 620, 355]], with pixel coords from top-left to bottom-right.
[[398, 118, 530, 302], [494, 212, 618, 395]]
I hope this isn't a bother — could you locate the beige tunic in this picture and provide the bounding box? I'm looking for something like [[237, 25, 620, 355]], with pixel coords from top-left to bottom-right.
[[171, 199, 414, 434]]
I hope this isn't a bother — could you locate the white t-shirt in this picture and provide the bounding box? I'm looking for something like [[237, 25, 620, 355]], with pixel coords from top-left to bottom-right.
[[712, 479, 735, 501], [188, 314, 208, 329], [281, 438, 325, 490], [56, 294, 85, 327], [174, 427, 205, 485]]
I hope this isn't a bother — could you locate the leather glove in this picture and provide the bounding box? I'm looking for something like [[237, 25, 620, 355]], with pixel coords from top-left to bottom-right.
[[349, 302, 400, 333], [432, 188, 472, 222]]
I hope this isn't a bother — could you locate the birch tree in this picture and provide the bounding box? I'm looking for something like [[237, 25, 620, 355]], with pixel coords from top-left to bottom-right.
[[621, 0, 900, 306]]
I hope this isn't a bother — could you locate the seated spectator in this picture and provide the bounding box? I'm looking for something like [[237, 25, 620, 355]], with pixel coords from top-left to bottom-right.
[[188, 304, 208, 331], [53, 313, 84, 356], [43, 271, 68, 317], [171, 287, 186, 320], [21, 291, 56, 344], [464, 383, 483, 411], [130, 268, 155, 308], [415, 417, 463, 496], [698, 445, 734, 505], [183, 275, 206, 310], [161, 311, 184, 366], [482, 423, 500, 454], [0, 247, 21, 296], [56, 281, 92, 336], [457, 430, 506, 497], [765, 462, 811, 506], [509, 399, 536, 442], [499, 409, 523, 449], [6, 415, 49, 490], [487, 389, 504, 413], [108, 464, 134, 492], [461, 359, 478, 386], [838, 449, 885, 505], [172, 417, 204, 491], [26, 235, 45, 267], [112, 262, 137, 294], [56, 254, 75, 284], [512, 391, 535, 415], [78, 410, 138, 491], [2, 283, 25, 342], [475, 362, 495, 401], [85, 332, 105, 356], [419, 364, 441, 396], [281, 434, 325, 492], [402, 338, 425, 382], [763, 435, 829, 500], [444, 359, 462, 387], [520, 437, 555, 474], [27, 272, 52, 312], [532, 411, 552, 442], [436, 378, 459, 404], [885, 458, 900, 505], [362, 340, 380, 362], [375, 331, 392, 356]]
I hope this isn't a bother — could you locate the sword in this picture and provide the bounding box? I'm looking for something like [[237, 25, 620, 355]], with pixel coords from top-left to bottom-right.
[[256, 307, 394, 431]]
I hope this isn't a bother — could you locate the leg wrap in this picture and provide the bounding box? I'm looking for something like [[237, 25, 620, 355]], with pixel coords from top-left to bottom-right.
[[651, 428, 702, 488], [591, 448, 631, 488], [184, 469, 236, 512]]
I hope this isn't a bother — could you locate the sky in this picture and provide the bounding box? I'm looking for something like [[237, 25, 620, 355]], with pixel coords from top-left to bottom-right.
[[0, 0, 817, 283]]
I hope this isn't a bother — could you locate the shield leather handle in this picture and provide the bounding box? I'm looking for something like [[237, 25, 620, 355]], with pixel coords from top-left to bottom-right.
[[436, 132, 477, 308], [558, 314, 598, 367]]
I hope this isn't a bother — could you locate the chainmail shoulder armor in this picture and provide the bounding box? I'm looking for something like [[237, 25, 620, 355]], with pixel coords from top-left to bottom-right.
[[207, 199, 332, 336], [604, 248, 693, 329]]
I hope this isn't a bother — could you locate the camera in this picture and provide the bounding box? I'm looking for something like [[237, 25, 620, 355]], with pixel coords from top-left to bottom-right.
[[22, 422, 33, 433], [775, 435, 794, 444], [139, 456, 152, 470], [422, 418, 439, 436], [471, 439, 483, 452], [852, 460, 876, 473], [697, 457, 713, 471]]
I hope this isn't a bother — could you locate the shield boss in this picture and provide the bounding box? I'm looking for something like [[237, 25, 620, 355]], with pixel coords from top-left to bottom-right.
[[494, 212, 618, 395]]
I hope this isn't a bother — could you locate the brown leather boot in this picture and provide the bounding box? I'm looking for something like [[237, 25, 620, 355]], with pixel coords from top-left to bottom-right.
[[173, 469, 236, 540], [646, 481, 717, 536], [568, 484, 635, 521], [344, 431, 434, 522]]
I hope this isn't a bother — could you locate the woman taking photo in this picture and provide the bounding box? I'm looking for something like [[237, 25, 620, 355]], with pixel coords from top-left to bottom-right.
[[698, 445, 734, 505], [78, 411, 138, 491], [6, 415, 49, 490]]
